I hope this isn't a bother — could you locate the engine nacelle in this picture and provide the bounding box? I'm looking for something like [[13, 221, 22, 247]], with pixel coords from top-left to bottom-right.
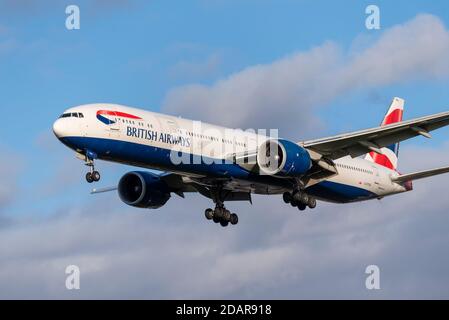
[[118, 171, 171, 209], [257, 139, 311, 176]]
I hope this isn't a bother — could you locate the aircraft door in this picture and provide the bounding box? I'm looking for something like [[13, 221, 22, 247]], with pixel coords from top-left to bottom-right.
[[108, 112, 121, 138], [372, 165, 385, 194]]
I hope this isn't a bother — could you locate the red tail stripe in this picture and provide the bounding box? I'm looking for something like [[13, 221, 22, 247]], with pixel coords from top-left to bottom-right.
[[369, 152, 395, 169], [382, 108, 403, 125]]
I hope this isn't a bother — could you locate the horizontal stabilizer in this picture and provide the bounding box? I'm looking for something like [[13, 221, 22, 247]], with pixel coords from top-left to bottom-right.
[[392, 165, 449, 183]]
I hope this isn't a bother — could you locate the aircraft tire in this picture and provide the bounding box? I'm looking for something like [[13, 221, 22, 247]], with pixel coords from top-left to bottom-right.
[[220, 220, 229, 227], [205, 208, 214, 220], [308, 197, 317, 209], [230, 213, 238, 225], [92, 171, 101, 182], [86, 172, 93, 183], [283, 192, 292, 204]]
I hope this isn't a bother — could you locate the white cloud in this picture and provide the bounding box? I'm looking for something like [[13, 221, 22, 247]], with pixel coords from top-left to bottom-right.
[[0, 150, 22, 211], [163, 14, 449, 139], [2, 14, 449, 299], [2, 143, 449, 299]]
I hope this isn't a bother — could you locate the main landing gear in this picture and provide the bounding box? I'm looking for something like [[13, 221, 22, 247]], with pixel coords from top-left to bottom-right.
[[205, 205, 239, 227], [283, 190, 316, 211], [204, 187, 239, 227], [84, 157, 101, 183]]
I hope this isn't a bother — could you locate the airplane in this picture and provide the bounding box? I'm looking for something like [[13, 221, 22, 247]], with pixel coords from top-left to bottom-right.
[[53, 97, 449, 227]]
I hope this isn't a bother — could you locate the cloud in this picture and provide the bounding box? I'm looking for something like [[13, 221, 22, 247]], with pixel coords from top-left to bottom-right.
[[2, 13, 449, 299], [1, 143, 449, 299], [162, 14, 449, 139], [0, 150, 22, 211]]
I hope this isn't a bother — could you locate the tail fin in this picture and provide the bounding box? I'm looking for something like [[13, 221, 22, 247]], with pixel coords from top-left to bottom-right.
[[365, 97, 404, 170]]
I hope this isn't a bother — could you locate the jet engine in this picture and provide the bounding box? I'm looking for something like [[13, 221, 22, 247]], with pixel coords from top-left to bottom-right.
[[257, 139, 312, 176], [118, 171, 171, 209]]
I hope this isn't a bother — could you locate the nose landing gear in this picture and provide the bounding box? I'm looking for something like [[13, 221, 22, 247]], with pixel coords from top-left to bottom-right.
[[84, 155, 101, 183], [85, 170, 100, 183]]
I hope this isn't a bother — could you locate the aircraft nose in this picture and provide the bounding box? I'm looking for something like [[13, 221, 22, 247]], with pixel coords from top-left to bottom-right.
[[52, 119, 64, 138]]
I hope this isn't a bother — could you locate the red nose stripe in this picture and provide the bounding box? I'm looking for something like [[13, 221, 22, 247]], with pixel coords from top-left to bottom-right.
[[97, 110, 142, 119]]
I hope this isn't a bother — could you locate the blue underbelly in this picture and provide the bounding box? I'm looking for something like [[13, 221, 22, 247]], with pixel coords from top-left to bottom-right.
[[306, 180, 377, 203], [60, 136, 291, 190]]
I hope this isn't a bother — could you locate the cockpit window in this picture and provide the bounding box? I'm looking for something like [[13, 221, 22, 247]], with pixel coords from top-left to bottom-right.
[[59, 112, 84, 118]]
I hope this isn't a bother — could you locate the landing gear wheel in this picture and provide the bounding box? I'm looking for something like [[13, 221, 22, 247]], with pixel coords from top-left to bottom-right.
[[220, 220, 229, 227], [290, 200, 298, 207], [230, 213, 239, 225], [84, 155, 100, 184], [205, 208, 214, 220], [214, 207, 224, 219], [209, 186, 238, 227], [283, 192, 292, 204], [300, 193, 309, 205], [298, 203, 307, 211], [307, 197, 317, 209], [92, 171, 101, 182], [85, 172, 94, 183], [222, 209, 231, 222]]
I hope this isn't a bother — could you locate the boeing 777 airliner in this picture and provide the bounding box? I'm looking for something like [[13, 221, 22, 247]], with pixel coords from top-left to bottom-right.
[[53, 97, 449, 227]]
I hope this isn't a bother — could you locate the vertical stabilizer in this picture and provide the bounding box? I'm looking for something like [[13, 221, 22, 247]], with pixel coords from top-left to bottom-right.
[[365, 97, 404, 170]]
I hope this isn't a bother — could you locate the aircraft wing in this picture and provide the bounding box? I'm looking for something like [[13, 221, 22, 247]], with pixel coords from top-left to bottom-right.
[[90, 172, 197, 197], [392, 165, 449, 183], [303, 111, 449, 160], [91, 172, 253, 202]]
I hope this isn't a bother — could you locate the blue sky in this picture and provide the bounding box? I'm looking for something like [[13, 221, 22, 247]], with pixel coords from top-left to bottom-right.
[[2, 0, 449, 298], [2, 1, 449, 130]]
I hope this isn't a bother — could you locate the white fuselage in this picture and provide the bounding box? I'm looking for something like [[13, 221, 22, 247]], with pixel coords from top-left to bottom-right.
[[53, 103, 409, 203]]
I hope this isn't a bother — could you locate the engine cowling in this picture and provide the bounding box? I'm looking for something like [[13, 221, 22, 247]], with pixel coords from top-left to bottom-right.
[[118, 171, 171, 209], [257, 139, 311, 176]]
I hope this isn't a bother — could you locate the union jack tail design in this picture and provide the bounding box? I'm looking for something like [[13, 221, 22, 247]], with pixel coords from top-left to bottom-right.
[[365, 97, 404, 170]]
